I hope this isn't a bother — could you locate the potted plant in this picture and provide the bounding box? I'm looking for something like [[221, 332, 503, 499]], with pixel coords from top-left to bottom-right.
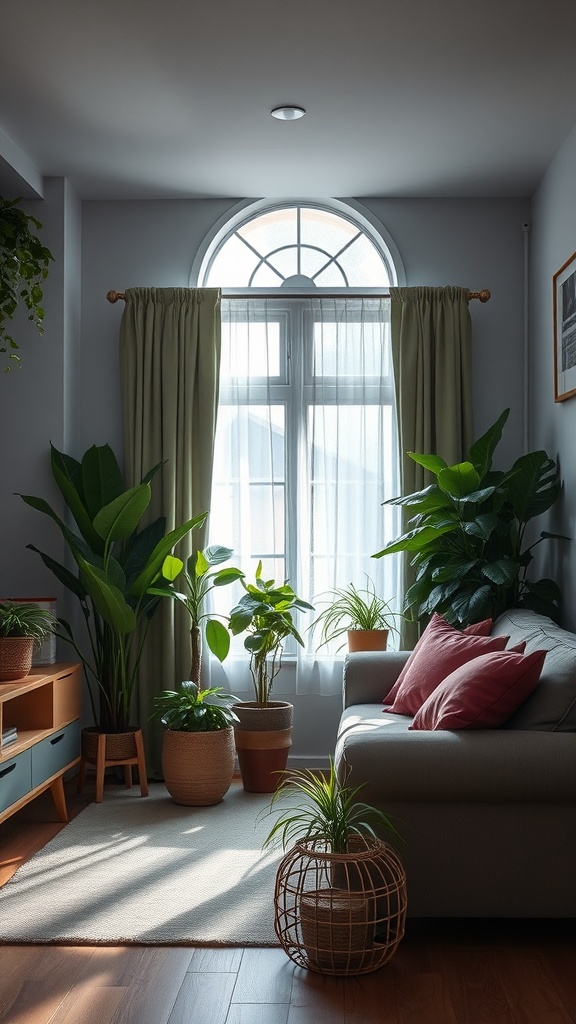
[[373, 408, 568, 627], [0, 196, 54, 372], [0, 600, 57, 681], [263, 760, 406, 975], [228, 561, 313, 793], [150, 681, 240, 805], [18, 442, 206, 789], [152, 545, 244, 683], [311, 578, 401, 653]]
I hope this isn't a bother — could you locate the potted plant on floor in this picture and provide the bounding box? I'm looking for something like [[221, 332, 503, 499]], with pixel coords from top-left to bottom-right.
[[19, 442, 206, 795], [263, 760, 406, 976], [373, 408, 568, 627], [310, 577, 401, 653], [0, 600, 57, 681], [0, 196, 54, 372], [228, 561, 313, 793], [150, 681, 240, 805]]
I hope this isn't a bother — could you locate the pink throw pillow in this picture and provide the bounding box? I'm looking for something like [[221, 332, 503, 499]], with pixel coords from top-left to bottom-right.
[[410, 648, 547, 730], [384, 613, 507, 716]]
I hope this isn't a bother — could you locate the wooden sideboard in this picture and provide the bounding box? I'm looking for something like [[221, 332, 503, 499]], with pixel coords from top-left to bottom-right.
[[0, 663, 81, 825]]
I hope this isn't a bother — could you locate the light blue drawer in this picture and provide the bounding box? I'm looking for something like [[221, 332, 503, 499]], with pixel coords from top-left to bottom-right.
[[0, 749, 32, 814], [31, 721, 80, 788]]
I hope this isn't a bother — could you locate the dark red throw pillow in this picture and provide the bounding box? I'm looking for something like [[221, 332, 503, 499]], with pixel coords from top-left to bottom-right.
[[410, 647, 547, 730], [384, 613, 506, 717]]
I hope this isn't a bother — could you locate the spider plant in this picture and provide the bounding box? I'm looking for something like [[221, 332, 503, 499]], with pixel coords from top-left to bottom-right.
[[262, 759, 402, 854], [310, 578, 400, 652], [0, 600, 56, 640]]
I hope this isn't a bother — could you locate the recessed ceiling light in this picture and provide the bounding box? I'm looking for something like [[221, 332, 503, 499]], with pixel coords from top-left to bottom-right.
[[271, 105, 306, 121]]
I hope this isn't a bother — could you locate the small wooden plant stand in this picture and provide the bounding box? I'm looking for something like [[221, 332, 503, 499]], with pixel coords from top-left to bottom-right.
[[77, 728, 149, 803]]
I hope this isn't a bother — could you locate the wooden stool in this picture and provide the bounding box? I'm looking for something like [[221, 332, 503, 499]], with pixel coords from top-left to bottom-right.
[[77, 729, 149, 803]]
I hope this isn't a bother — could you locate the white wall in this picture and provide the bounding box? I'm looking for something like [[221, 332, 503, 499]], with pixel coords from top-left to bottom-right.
[[0, 187, 530, 763], [529, 124, 576, 630]]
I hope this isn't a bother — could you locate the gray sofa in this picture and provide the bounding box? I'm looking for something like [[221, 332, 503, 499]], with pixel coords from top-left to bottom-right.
[[335, 609, 576, 917]]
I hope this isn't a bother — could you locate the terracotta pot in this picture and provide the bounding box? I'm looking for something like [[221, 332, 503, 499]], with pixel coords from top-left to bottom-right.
[[0, 637, 34, 681], [233, 701, 293, 793], [347, 629, 389, 653], [162, 727, 235, 806]]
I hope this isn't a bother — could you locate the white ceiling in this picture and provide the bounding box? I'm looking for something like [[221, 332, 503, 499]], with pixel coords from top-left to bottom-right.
[[1, 0, 576, 200]]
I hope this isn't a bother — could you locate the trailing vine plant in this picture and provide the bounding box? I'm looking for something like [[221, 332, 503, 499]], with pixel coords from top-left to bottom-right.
[[0, 196, 54, 371]]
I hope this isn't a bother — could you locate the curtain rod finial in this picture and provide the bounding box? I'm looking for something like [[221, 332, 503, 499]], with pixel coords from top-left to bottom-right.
[[107, 289, 125, 303], [478, 289, 491, 303]]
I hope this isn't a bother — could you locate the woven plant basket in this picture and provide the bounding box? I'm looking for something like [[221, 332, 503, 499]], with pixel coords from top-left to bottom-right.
[[81, 726, 140, 762], [0, 637, 35, 681], [162, 727, 235, 806], [274, 836, 407, 976]]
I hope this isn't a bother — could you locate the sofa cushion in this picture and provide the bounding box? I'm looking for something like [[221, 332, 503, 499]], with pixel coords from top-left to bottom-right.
[[384, 614, 508, 716], [410, 647, 547, 730], [492, 609, 576, 731]]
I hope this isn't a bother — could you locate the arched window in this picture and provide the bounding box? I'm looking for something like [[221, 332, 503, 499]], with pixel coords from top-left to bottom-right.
[[201, 201, 401, 697]]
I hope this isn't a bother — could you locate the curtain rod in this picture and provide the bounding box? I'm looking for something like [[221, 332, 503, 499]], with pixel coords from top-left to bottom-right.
[[106, 288, 491, 304]]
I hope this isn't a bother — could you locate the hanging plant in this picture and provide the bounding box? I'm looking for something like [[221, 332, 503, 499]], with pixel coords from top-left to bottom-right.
[[0, 196, 54, 371]]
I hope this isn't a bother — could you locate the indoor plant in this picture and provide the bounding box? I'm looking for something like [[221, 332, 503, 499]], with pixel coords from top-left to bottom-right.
[[0, 600, 56, 680], [310, 578, 401, 653], [150, 680, 240, 805], [0, 196, 54, 372], [228, 561, 313, 792], [264, 760, 406, 975], [373, 408, 568, 628], [153, 545, 244, 683], [19, 442, 206, 749]]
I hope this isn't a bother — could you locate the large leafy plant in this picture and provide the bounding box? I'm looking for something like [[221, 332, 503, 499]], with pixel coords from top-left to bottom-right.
[[153, 546, 244, 683], [1, 196, 54, 372], [373, 409, 567, 627], [19, 443, 206, 732], [150, 680, 240, 733], [229, 561, 313, 704]]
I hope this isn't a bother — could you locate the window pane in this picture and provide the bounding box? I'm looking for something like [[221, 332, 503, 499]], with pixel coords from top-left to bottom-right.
[[301, 246, 332, 278], [238, 208, 298, 254], [313, 320, 391, 377], [207, 233, 259, 287], [251, 263, 284, 287], [250, 484, 285, 555], [336, 235, 390, 287], [267, 247, 299, 280], [221, 321, 281, 378], [300, 208, 358, 251], [313, 263, 347, 286]]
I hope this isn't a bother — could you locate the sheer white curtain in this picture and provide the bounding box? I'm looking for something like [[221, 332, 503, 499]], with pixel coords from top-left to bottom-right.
[[208, 296, 400, 698]]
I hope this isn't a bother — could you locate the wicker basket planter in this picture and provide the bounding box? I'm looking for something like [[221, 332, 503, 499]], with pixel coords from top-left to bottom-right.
[[0, 637, 34, 681], [162, 727, 235, 806], [274, 836, 407, 976], [233, 701, 293, 793]]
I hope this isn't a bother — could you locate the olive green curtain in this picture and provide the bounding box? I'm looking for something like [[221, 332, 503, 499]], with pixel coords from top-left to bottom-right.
[[120, 286, 221, 777], [390, 286, 474, 649]]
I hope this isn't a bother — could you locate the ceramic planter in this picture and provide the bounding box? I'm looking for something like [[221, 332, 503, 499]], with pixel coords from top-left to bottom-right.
[[233, 701, 293, 793]]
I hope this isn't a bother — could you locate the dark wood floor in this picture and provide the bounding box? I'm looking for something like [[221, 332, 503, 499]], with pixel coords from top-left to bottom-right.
[[1, 783, 575, 1024]]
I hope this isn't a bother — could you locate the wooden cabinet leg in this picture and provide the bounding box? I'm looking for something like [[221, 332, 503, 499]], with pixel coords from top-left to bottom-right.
[[50, 775, 69, 823]]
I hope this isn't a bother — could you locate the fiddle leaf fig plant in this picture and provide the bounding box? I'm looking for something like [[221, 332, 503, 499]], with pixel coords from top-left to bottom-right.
[[0, 196, 54, 371], [373, 409, 568, 627]]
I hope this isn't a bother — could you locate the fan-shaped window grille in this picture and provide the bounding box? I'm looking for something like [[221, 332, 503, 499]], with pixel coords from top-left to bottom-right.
[[202, 204, 393, 289]]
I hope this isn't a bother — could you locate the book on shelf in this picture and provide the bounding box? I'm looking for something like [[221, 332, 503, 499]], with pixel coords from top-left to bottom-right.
[[1, 726, 18, 748]]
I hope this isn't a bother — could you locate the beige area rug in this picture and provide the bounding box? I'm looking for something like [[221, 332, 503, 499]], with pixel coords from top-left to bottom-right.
[[0, 782, 292, 945]]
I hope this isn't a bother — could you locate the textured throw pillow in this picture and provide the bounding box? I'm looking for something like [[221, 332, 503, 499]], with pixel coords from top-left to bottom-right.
[[410, 647, 547, 730], [384, 613, 507, 716]]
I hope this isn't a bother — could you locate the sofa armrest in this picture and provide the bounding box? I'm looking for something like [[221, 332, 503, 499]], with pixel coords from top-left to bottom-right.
[[343, 651, 411, 708]]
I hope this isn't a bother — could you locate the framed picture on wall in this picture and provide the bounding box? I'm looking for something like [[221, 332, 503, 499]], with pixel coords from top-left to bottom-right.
[[553, 250, 576, 402]]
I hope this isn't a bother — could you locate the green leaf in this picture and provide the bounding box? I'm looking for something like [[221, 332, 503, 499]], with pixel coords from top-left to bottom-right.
[[450, 585, 494, 625], [420, 579, 462, 616], [505, 452, 560, 522], [50, 443, 101, 550], [468, 409, 510, 478], [431, 559, 480, 582], [373, 522, 458, 557], [26, 544, 88, 601], [205, 619, 231, 662], [93, 483, 151, 542], [437, 462, 480, 498], [212, 567, 245, 586], [408, 453, 448, 476], [77, 556, 136, 634], [203, 545, 234, 566], [162, 554, 183, 582], [81, 444, 124, 519], [480, 559, 520, 586], [195, 549, 210, 577]]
